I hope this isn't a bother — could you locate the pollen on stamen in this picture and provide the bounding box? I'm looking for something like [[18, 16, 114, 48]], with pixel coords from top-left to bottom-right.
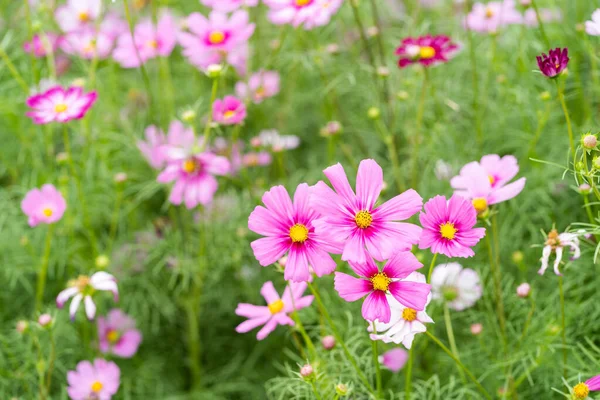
[[54, 104, 68, 113], [370, 273, 391, 292], [354, 210, 373, 229], [573, 382, 590, 399], [209, 31, 225, 44], [182, 159, 198, 174], [472, 197, 488, 213], [289, 224, 309, 243], [91, 381, 103, 392], [439, 222, 457, 240], [402, 308, 417, 322], [42, 208, 53, 217], [419, 46, 436, 59], [268, 299, 284, 314], [294, 0, 312, 6], [223, 110, 236, 119]]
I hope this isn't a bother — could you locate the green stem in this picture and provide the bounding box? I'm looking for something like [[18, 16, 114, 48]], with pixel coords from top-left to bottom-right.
[[348, 0, 377, 71], [558, 275, 567, 380], [288, 282, 317, 358], [45, 329, 56, 393], [425, 331, 492, 400], [0, 46, 30, 94], [426, 253, 438, 283], [184, 299, 202, 388], [518, 296, 536, 346], [487, 216, 506, 342], [202, 78, 220, 149], [371, 321, 382, 398], [23, 0, 39, 86], [465, 0, 483, 144], [530, 0, 551, 48], [108, 184, 123, 254], [35, 225, 54, 312], [527, 102, 551, 158], [555, 80, 575, 160], [405, 347, 413, 400], [311, 381, 323, 400], [411, 69, 428, 188], [307, 283, 376, 395], [375, 119, 405, 193], [443, 303, 465, 382]]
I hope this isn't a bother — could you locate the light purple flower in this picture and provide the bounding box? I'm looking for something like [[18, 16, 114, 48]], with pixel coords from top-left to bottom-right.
[[60, 29, 113, 60], [67, 359, 120, 400], [235, 70, 280, 104], [21, 184, 66, 227], [23, 33, 61, 58], [55, 0, 101, 32], [137, 120, 194, 170], [98, 309, 142, 358], [26, 86, 97, 124]]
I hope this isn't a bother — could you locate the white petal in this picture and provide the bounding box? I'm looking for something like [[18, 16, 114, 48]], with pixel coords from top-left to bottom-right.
[[69, 294, 83, 320], [56, 287, 79, 308], [84, 296, 97, 320]]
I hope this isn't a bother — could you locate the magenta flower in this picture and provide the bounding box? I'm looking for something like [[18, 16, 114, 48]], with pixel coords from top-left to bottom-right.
[[55, 0, 101, 32], [573, 376, 600, 399], [179, 10, 254, 75], [249, 184, 342, 282], [213, 96, 247, 125], [26, 86, 97, 124], [235, 70, 280, 104], [201, 0, 259, 12], [21, 184, 66, 227], [334, 251, 430, 323], [451, 154, 526, 214], [57, 272, 119, 321], [395, 35, 458, 68], [23, 33, 61, 58], [537, 47, 569, 78], [418, 195, 486, 258], [235, 281, 314, 340], [137, 120, 194, 170], [113, 13, 178, 68], [60, 29, 113, 60], [67, 359, 120, 400], [98, 309, 142, 358], [464, 0, 523, 33], [264, 0, 342, 30], [380, 348, 409, 372], [310, 159, 423, 265]]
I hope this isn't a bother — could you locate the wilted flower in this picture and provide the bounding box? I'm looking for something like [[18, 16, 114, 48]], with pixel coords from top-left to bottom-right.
[[57, 272, 119, 320], [98, 309, 142, 358], [395, 35, 459, 68], [536, 48, 569, 78], [26, 86, 97, 124], [67, 359, 120, 400], [431, 263, 482, 311], [21, 184, 66, 227], [538, 229, 580, 275]]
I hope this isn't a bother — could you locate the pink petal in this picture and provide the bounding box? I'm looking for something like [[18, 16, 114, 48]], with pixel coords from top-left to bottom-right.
[[362, 291, 391, 323], [388, 281, 430, 311], [489, 177, 526, 204], [355, 159, 383, 210], [334, 272, 372, 301], [260, 281, 280, 304], [373, 189, 423, 221], [382, 251, 424, 280]]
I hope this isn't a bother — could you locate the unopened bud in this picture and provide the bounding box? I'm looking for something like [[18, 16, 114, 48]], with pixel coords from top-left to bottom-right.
[[206, 64, 223, 79], [583, 134, 598, 149], [38, 314, 53, 327], [367, 107, 380, 120], [182, 109, 196, 123], [539, 91, 551, 101], [71, 78, 86, 88], [321, 335, 336, 350], [511, 251, 524, 264], [16, 320, 29, 334], [114, 172, 128, 183], [470, 323, 483, 335], [335, 383, 349, 396], [300, 364, 314, 379], [397, 91, 409, 101], [95, 255, 110, 269], [377, 67, 390, 78], [516, 283, 531, 298]]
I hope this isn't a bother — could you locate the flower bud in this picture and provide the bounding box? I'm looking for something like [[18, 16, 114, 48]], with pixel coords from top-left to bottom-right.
[[539, 91, 551, 101], [95, 255, 110, 269], [593, 157, 600, 169], [56, 152, 69, 164], [16, 320, 29, 334], [366, 26, 379, 37], [519, 0, 531, 7], [470, 323, 483, 335], [377, 67, 390, 78], [300, 364, 314, 379], [38, 314, 53, 327], [114, 172, 128, 183], [579, 183, 591, 195], [182, 109, 196, 123], [367, 107, 380, 120], [20, 236, 29, 246], [511, 250, 524, 264], [71, 78, 86, 88], [325, 43, 339, 54], [397, 91, 409, 101], [516, 283, 531, 298], [205, 64, 223, 79], [321, 335, 336, 350], [583, 134, 598, 149], [335, 383, 349, 396]]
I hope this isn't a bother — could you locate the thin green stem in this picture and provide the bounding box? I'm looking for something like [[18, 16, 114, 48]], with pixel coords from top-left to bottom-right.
[[348, 0, 377, 70], [487, 216, 506, 342], [405, 347, 413, 400], [35, 225, 54, 312], [0, 46, 30, 94], [108, 184, 123, 254], [465, 0, 482, 144], [558, 275, 567, 380], [555, 80, 575, 160], [425, 331, 492, 400], [426, 253, 438, 283], [518, 296, 536, 346], [311, 381, 323, 400], [307, 283, 376, 395], [443, 303, 465, 382], [23, 0, 39, 86], [527, 102, 551, 158], [371, 321, 382, 398], [411, 69, 428, 188], [289, 282, 317, 358], [202, 78, 220, 149], [184, 298, 202, 388], [375, 119, 405, 193], [530, 0, 551, 48]]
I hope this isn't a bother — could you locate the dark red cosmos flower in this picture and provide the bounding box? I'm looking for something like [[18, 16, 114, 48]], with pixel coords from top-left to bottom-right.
[[536, 47, 569, 78]]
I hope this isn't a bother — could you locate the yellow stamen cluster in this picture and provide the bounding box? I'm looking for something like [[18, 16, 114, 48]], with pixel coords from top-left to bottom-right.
[[209, 31, 225, 44], [439, 222, 458, 240], [43, 208, 53, 217], [485, 8, 494, 18], [223, 110, 236, 119], [402, 308, 417, 322], [69, 275, 90, 291], [419, 46, 436, 60], [107, 330, 120, 343], [573, 383, 590, 399], [79, 12, 90, 22], [295, 0, 311, 6], [182, 159, 199, 174], [91, 381, 103, 392], [472, 197, 488, 213], [488, 175, 495, 185], [289, 224, 309, 243], [355, 210, 373, 229], [545, 229, 560, 248], [146, 40, 158, 49], [54, 104, 68, 113], [268, 299, 284, 314], [370, 273, 391, 292]]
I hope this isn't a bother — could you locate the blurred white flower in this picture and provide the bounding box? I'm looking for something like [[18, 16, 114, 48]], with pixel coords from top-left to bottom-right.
[[431, 263, 482, 311], [538, 229, 580, 276]]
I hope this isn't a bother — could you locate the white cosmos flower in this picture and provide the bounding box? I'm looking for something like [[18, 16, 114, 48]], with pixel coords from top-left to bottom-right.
[[586, 9, 600, 36], [431, 263, 482, 311], [538, 229, 580, 276], [258, 129, 300, 152], [368, 272, 433, 349], [56, 272, 118, 320]]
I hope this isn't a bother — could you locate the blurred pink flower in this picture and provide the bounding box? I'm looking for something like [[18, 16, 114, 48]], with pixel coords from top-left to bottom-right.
[[431, 263, 482, 311], [179, 10, 254, 75], [310, 159, 423, 265], [395, 35, 458, 68], [137, 120, 194, 170], [249, 184, 341, 282], [235, 281, 313, 340], [516, 282, 531, 298], [57, 272, 119, 320], [26, 86, 97, 124], [242, 152, 272, 167], [380, 348, 409, 372], [23, 33, 61, 58], [464, 0, 523, 33], [100, 12, 129, 40], [334, 252, 430, 323], [524, 8, 562, 27], [264, 0, 342, 30], [55, 0, 101, 32], [67, 359, 120, 400], [113, 13, 178, 68], [470, 323, 483, 335], [213, 95, 247, 125], [201, 0, 259, 12], [538, 229, 580, 276], [235, 70, 280, 104], [21, 184, 66, 227], [418, 194, 485, 258], [60, 29, 113, 59], [586, 9, 600, 36], [98, 309, 142, 358]]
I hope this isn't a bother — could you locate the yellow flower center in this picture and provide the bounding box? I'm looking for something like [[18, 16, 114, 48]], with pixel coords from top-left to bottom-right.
[[182, 159, 199, 174], [485, 8, 494, 18], [268, 299, 284, 314], [573, 383, 590, 399], [295, 0, 312, 6], [370, 273, 391, 292], [91, 381, 103, 392], [488, 175, 495, 185], [79, 12, 90, 22], [255, 87, 266, 98], [54, 104, 68, 113], [402, 308, 417, 322], [209, 31, 226, 44], [439, 222, 457, 240], [355, 210, 373, 229], [472, 197, 488, 213], [107, 329, 119, 343], [289, 224, 309, 243], [146, 40, 158, 49], [42, 208, 53, 217], [223, 110, 236, 119], [419, 46, 436, 59]]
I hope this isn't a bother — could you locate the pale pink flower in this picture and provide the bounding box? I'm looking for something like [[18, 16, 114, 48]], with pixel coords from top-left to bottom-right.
[[431, 263, 482, 311], [67, 359, 120, 400], [516, 282, 531, 298], [321, 335, 335, 350], [21, 184, 66, 227], [55, 0, 101, 32], [113, 13, 178, 68], [26, 86, 97, 124], [300, 364, 314, 378], [235, 70, 280, 104], [98, 309, 142, 358], [235, 281, 313, 340], [137, 120, 194, 170], [470, 323, 483, 335], [302, 0, 344, 30], [264, 0, 342, 30], [524, 8, 562, 27], [464, 0, 523, 33], [57, 272, 119, 320], [60, 29, 113, 60], [538, 229, 580, 276], [242, 152, 272, 167], [380, 348, 409, 372], [100, 13, 128, 40], [586, 9, 600, 36], [179, 10, 254, 75], [213, 96, 247, 125], [201, 0, 259, 12], [23, 33, 61, 58], [310, 159, 423, 265], [38, 314, 53, 327]]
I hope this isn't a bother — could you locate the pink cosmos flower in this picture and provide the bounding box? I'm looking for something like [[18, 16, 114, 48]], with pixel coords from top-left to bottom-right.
[[242, 152, 272, 167], [538, 229, 580, 276], [248, 184, 342, 282], [395, 35, 458, 68], [213, 96, 247, 125], [264, 0, 342, 30], [418, 194, 486, 258], [302, 0, 344, 30], [235, 70, 280, 104], [67, 359, 120, 400], [100, 12, 129, 40], [235, 281, 314, 340], [21, 184, 66, 227], [451, 154, 526, 214], [201, 0, 259, 12], [431, 263, 482, 311], [179, 10, 254, 75], [23, 33, 61, 58], [310, 159, 423, 265], [137, 120, 194, 170], [55, 0, 101, 32], [98, 309, 142, 358], [334, 252, 430, 323], [157, 138, 230, 208], [464, 0, 523, 33], [573, 376, 600, 399], [61, 30, 113, 60], [26, 86, 97, 124], [369, 272, 433, 348], [113, 13, 178, 68], [536, 47, 569, 78], [380, 348, 409, 372], [524, 8, 562, 27], [57, 272, 119, 320]]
